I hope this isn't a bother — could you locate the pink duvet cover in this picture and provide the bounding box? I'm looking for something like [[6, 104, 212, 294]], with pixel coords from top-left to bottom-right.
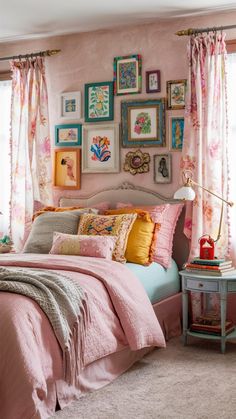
[[0, 254, 165, 419]]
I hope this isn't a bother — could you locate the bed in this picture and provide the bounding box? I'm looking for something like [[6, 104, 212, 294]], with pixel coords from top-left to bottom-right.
[[0, 182, 189, 419]]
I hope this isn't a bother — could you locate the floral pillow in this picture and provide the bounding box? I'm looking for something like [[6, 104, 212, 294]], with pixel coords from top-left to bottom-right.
[[77, 213, 137, 263], [49, 233, 116, 259]]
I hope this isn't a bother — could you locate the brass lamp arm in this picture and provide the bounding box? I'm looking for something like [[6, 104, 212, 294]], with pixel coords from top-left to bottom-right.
[[186, 177, 234, 207]]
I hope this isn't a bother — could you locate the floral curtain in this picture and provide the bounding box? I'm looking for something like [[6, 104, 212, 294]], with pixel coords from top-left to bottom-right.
[[10, 57, 52, 250], [181, 32, 229, 262]]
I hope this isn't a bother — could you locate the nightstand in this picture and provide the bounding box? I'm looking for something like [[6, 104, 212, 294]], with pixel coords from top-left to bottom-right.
[[180, 270, 236, 354]]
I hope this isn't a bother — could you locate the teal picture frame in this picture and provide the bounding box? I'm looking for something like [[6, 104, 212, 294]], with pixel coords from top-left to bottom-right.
[[168, 116, 184, 151], [55, 124, 82, 147], [121, 98, 166, 147], [84, 81, 114, 122]]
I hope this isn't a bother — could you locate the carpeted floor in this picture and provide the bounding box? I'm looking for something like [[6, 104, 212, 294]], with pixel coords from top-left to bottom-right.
[[51, 336, 236, 419]]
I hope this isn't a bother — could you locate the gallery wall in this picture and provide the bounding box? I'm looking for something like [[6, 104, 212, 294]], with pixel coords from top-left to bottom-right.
[[0, 10, 236, 204]]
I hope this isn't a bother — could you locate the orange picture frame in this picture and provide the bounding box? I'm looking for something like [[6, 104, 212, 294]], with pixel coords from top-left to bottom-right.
[[53, 148, 81, 189]]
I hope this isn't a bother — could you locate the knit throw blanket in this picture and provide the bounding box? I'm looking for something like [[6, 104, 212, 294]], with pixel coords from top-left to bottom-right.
[[0, 266, 89, 385]]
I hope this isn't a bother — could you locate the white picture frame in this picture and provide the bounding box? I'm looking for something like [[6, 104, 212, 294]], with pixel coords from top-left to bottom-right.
[[154, 153, 172, 184], [82, 123, 120, 173], [59, 91, 82, 119]]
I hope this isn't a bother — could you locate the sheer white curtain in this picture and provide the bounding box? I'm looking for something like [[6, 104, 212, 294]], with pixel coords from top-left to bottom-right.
[[227, 53, 236, 266], [0, 80, 12, 236]]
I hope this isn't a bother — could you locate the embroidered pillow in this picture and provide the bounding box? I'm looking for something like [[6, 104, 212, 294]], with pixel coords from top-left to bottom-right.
[[77, 213, 137, 263], [115, 204, 184, 268], [105, 209, 156, 266], [49, 233, 116, 259]]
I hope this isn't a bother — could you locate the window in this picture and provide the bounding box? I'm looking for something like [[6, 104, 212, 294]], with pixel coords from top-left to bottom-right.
[[0, 76, 12, 236]]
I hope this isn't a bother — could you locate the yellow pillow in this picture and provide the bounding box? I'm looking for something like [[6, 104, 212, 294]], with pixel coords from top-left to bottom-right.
[[105, 209, 155, 265]]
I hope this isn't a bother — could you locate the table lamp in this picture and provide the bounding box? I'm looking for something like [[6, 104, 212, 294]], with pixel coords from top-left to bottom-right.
[[174, 171, 234, 259]]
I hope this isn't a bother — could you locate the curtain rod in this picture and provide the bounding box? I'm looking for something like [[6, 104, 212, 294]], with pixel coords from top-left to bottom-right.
[[0, 49, 61, 62], [176, 24, 236, 36]]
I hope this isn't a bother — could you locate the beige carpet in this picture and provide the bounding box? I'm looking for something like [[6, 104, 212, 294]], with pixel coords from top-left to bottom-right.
[[51, 337, 236, 419]]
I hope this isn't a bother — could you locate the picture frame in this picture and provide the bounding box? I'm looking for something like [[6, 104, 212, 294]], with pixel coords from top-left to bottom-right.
[[146, 70, 161, 93], [53, 148, 81, 189], [113, 54, 142, 95], [55, 124, 82, 147], [82, 123, 120, 173], [59, 91, 82, 119], [154, 153, 172, 184], [121, 98, 166, 147], [84, 81, 114, 122], [167, 79, 187, 110], [168, 115, 184, 151]]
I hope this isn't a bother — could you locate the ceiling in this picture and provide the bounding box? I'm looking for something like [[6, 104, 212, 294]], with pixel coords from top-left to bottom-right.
[[1, 0, 236, 43]]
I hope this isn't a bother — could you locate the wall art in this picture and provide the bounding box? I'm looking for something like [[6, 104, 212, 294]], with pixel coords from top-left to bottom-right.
[[168, 115, 184, 151], [84, 81, 114, 122], [114, 54, 142, 95], [154, 153, 172, 184], [123, 149, 150, 175], [167, 79, 187, 110], [55, 124, 82, 147], [53, 148, 81, 189], [121, 98, 165, 147], [146, 70, 161, 93], [59, 91, 81, 119], [82, 123, 120, 173]]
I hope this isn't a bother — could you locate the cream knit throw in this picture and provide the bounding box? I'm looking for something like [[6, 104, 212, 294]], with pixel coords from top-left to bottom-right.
[[0, 266, 89, 385]]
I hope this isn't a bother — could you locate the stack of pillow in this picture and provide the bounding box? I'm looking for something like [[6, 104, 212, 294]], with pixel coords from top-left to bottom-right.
[[23, 202, 184, 269]]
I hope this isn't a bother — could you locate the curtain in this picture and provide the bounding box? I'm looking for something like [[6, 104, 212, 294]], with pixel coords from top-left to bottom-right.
[[10, 57, 52, 250], [0, 80, 12, 237], [181, 33, 229, 261], [227, 53, 236, 266]]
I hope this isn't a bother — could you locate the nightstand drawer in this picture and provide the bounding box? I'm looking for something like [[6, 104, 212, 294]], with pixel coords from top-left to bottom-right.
[[186, 278, 219, 292]]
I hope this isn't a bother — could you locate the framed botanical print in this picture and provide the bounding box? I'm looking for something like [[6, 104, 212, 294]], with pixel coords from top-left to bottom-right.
[[146, 70, 161, 93], [84, 81, 114, 122], [82, 123, 120, 173], [53, 148, 81, 189], [121, 98, 166, 147], [168, 115, 184, 151], [154, 153, 172, 184], [59, 91, 81, 119], [114, 54, 142, 95], [167, 79, 187, 109], [55, 124, 82, 147]]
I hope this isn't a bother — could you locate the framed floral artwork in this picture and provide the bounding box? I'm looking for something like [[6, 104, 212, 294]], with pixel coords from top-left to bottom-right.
[[123, 149, 150, 175], [154, 153, 172, 184], [84, 81, 114, 122], [167, 79, 187, 109], [82, 123, 120, 173], [55, 124, 82, 147], [53, 148, 81, 189], [59, 91, 81, 119], [168, 115, 184, 151], [114, 54, 142, 95], [146, 70, 161, 93], [121, 98, 166, 147]]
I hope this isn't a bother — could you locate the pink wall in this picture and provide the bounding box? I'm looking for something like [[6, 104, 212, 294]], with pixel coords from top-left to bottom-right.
[[1, 11, 236, 204]]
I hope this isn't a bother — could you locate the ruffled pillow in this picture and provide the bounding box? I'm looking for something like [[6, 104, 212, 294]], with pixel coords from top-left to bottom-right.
[[77, 213, 137, 263], [49, 233, 116, 259]]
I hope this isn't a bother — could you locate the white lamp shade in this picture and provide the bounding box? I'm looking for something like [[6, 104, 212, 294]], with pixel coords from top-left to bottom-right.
[[173, 186, 196, 201]]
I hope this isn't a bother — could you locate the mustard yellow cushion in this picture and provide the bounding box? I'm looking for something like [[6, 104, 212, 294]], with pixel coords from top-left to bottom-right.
[[77, 213, 137, 263], [105, 209, 155, 265]]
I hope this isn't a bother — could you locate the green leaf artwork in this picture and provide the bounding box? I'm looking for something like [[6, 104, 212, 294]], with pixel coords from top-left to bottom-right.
[[89, 86, 109, 118]]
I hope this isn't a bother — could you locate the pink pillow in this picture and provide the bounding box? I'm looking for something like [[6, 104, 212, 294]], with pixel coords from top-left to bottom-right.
[[49, 233, 116, 259], [92, 201, 111, 214], [116, 203, 184, 268]]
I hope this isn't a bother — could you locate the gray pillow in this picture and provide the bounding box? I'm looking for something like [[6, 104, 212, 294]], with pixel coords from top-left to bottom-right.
[[23, 209, 94, 254]]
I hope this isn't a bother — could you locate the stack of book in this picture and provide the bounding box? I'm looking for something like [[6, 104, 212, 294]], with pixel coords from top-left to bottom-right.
[[190, 313, 235, 335], [184, 257, 236, 276]]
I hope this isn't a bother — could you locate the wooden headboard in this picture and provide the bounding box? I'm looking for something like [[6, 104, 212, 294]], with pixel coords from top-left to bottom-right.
[[59, 182, 189, 269]]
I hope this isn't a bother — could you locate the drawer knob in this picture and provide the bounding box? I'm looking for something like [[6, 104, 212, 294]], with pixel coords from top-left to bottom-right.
[[198, 283, 204, 288]]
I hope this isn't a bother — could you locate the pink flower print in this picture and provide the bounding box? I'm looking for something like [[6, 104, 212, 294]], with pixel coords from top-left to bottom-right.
[[203, 201, 213, 222], [41, 136, 51, 155], [134, 125, 141, 134], [209, 142, 220, 159], [31, 119, 36, 138]]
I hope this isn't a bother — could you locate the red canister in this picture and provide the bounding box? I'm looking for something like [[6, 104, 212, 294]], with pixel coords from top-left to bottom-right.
[[199, 235, 215, 260]]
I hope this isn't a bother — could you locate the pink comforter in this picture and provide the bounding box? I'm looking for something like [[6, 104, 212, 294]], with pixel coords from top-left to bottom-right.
[[0, 254, 165, 419]]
